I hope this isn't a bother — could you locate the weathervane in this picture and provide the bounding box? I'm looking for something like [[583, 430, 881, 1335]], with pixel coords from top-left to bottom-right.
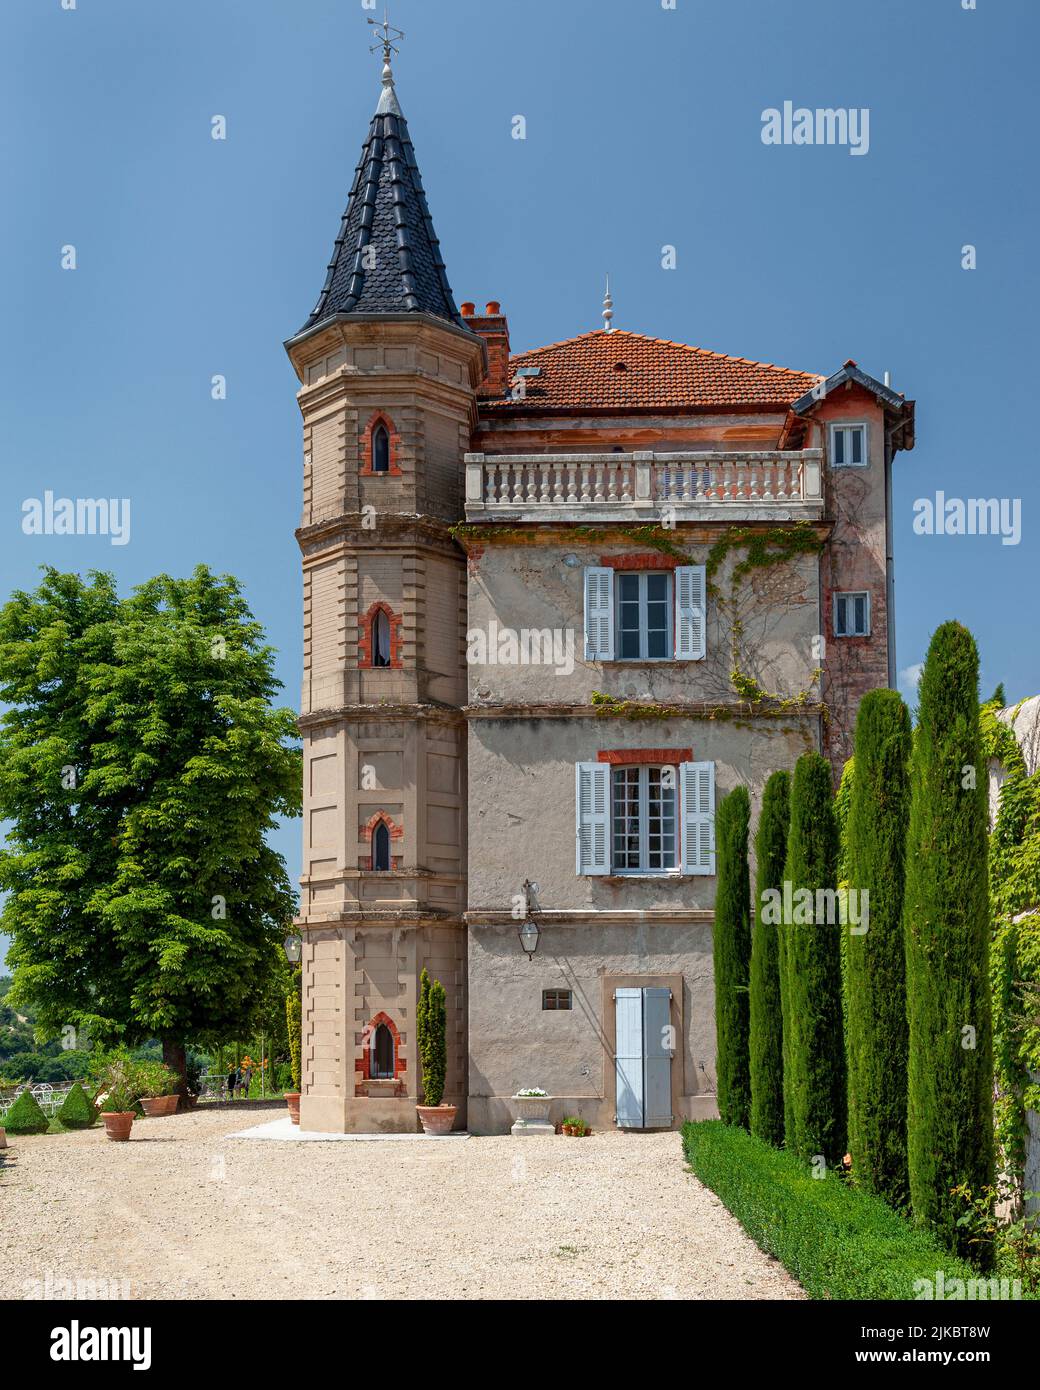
[[367, 6, 405, 65]]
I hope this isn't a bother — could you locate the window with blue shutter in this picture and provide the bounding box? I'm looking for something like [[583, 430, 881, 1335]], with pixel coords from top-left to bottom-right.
[[674, 565, 706, 661], [680, 761, 716, 875], [583, 567, 615, 661], [575, 762, 611, 875]]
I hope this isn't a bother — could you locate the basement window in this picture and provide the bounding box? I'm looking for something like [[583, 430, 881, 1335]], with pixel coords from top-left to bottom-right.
[[542, 989, 573, 1011]]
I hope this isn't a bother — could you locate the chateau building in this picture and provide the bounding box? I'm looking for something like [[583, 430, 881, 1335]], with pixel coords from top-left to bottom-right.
[[284, 44, 915, 1134]]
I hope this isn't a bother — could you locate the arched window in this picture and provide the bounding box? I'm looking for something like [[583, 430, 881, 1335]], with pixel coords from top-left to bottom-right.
[[372, 424, 390, 473], [371, 1022, 394, 1079], [372, 609, 391, 667], [372, 820, 391, 871]]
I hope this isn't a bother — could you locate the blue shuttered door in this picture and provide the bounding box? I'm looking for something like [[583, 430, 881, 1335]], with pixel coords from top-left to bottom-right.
[[614, 986, 674, 1129], [614, 989, 645, 1128], [642, 988, 673, 1129]]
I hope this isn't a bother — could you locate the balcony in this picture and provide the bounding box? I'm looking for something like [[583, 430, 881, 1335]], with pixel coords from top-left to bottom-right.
[[463, 449, 824, 524]]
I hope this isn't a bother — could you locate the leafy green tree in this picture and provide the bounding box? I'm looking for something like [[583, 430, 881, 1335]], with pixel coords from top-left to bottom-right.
[[845, 690, 912, 1207], [0, 567, 302, 1085], [904, 623, 994, 1256], [749, 771, 790, 1145], [782, 751, 845, 1165], [714, 785, 752, 1127]]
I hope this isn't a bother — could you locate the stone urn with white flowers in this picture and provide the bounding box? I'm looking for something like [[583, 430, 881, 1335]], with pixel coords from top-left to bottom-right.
[[510, 1088, 554, 1137]]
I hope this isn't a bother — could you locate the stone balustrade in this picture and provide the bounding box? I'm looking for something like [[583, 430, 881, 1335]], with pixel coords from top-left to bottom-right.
[[463, 450, 824, 522]]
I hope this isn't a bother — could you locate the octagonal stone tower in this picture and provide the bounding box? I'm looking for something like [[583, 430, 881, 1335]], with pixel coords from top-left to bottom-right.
[[284, 56, 485, 1132]]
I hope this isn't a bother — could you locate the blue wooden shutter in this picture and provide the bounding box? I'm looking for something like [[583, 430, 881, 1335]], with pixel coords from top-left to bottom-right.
[[614, 988, 644, 1128], [680, 760, 716, 874], [575, 762, 611, 875], [583, 567, 615, 661], [642, 988, 673, 1128], [675, 565, 706, 660]]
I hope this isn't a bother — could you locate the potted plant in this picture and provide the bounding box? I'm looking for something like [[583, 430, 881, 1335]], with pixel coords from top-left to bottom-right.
[[510, 1087, 554, 1137], [138, 1060, 179, 1117], [93, 1051, 144, 1142], [562, 1116, 578, 1137], [415, 968, 456, 1135], [285, 985, 302, 1124]]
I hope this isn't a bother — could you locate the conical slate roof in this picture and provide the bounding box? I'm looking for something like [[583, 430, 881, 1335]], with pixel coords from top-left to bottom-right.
[[299, 62, 464, 334]]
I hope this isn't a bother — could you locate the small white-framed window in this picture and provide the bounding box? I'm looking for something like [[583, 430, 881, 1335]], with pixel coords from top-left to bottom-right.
[[616, 572, 673, 660], [834, 591, 871, 637], [830, 422, 867, 467], [611, 765, 679, 874]]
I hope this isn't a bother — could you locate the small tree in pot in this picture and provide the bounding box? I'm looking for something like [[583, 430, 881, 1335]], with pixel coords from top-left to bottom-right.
[[416, 968, 455, 1135], [93, 1050, 146, 1142]]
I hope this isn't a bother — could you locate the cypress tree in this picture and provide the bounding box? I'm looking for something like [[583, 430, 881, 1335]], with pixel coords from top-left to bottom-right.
[[714, 785, 752, 1127], [904, 622, 994, 1256], [782, 751, 845, 1165], [749, 770, 790, 1146], [845, 689, 912, 1207]]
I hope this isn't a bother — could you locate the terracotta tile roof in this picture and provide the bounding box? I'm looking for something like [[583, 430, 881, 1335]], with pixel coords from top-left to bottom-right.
[[480, 329, 822, 413]]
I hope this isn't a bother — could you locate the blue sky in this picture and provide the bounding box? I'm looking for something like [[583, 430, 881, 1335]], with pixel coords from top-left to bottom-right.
[[1, 0, 1036, 945]]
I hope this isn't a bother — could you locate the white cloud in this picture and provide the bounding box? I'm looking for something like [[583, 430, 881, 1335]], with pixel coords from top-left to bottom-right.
[[899, 662, 924, 699]]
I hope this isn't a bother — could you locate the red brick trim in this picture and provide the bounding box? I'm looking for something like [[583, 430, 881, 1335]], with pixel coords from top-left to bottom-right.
[[360, 412, 403, 476], [600, 553, 683, 570], [364, 811, 403, 870], [358, 1011, 406, 1081], [357, 600, 403, 668], [597, 748, 692, 765], [362, 810, 404, 840]]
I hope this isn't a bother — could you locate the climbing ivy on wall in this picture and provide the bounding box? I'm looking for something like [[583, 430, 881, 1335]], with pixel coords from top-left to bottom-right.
[[705, 522, 825, 707], [982, 695, 1040, 1184]]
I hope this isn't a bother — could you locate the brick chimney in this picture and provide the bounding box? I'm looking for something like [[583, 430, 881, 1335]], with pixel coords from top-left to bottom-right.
[[462, 301, 511, 399]]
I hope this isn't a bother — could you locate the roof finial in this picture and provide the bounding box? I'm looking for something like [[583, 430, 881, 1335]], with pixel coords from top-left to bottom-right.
[[368, 6, 405, 115], [602, 273, 614, 332]]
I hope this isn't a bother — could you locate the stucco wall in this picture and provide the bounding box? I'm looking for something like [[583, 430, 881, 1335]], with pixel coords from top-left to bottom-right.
[[466, 715, 815, 914], [466, 537, 822, 709], [466, 922, 718, 1135]]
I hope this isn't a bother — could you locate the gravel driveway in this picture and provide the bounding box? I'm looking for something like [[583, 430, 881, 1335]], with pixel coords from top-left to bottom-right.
[[2, 1106, 803, 1300]]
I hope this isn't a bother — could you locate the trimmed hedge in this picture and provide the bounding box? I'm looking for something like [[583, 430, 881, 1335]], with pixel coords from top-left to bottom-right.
[[713, 785, 752, 1128], [682, 1121, 992, 1300], [845, 689, 912, 1208], [2, 1087, 50, 1134], [904, 622, 994, 1256], [56, 1081, 95, 1130], [749, 770, 789, 1146], [783, 752, 845, 1165]]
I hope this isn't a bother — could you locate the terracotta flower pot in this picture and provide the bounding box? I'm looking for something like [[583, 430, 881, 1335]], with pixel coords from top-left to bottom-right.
[[284, 1092, 301, 1125], [562, 1124, 574, 1136], [416, 1104, 457, 1136], [102, 1112, 135, 1142], [140, 1095, 178, 1118]]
